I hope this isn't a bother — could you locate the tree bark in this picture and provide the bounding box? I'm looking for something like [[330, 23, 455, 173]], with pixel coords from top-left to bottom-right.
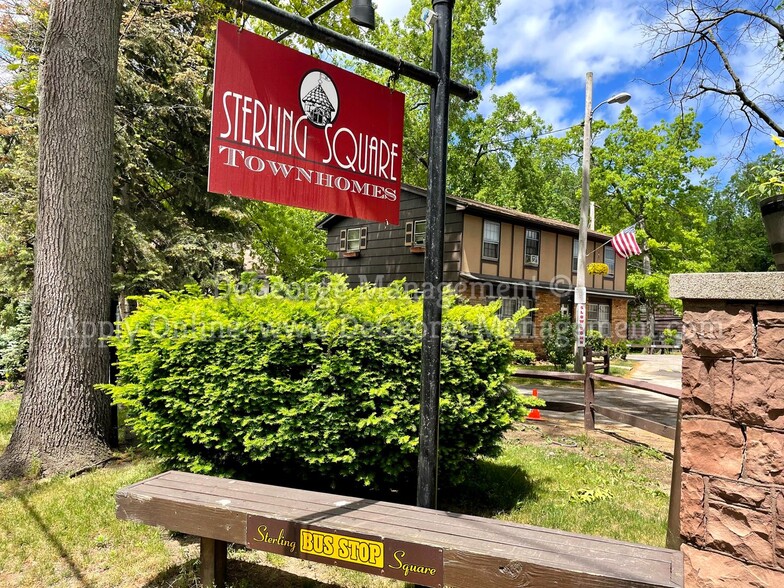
[[0, 0, 122, 478]]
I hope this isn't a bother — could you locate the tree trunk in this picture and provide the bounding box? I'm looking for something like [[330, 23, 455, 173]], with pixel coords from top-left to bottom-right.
[[0, 0, 122, 478]]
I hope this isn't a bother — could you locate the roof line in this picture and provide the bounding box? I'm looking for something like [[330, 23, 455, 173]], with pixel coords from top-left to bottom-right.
[[317, 184, 613, 240]]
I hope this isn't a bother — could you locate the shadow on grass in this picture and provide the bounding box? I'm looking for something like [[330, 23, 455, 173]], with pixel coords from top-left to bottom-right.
[[439, 460, 547, 518], [9, 494, 92, 587], [141, 557, 345, 588]]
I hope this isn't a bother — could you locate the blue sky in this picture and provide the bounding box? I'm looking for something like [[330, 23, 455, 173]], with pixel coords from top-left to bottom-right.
[[1, 1, 778, 184], [376, 0, 783, 184]]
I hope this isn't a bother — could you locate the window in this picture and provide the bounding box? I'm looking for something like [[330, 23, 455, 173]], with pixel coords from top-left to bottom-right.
[[346, 228, 362, 251], [339, 226, 367, 253], [604, 245, 616, 276], [413, 220, 426, 247], [483, 221, 500, 261], [404, 219, 427, 248], [587, 302, 611, 337], [524, 229, 540, 266], [572, 239, 579, 273], [490, 295, 535, 338]]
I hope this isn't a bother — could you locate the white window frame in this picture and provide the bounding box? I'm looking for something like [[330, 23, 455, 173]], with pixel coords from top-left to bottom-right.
[[525, 229, 540, 266], [572, 238, 579, 273], [587, 302, 611, 337], [604, 245, 616, 276], [482, 220, 500, 261], [413, 219, 426, 247], [346, 227, 362, 252]]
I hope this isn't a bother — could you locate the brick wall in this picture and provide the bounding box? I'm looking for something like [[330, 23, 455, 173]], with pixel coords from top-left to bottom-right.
[[678, 298, 784, 586], [611, 299, 628, 342]]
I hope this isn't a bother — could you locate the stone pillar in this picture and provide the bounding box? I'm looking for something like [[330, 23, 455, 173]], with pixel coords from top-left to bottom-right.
[[670, 273, 784, 587]]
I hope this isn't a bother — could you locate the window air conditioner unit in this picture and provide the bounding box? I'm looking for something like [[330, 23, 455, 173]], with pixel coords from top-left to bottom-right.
[[526, 254, 539, 265]]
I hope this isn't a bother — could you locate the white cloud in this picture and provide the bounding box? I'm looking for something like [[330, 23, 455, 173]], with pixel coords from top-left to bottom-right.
[[375, 0, 411, 23], [486, 0, 651, 82], [482, 73, 574, 130]]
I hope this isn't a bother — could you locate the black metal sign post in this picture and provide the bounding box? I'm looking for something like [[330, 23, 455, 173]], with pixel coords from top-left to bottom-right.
[[218, 0, 469, 517], [218, 0, 475, 101], [417, 0, 454, 512]]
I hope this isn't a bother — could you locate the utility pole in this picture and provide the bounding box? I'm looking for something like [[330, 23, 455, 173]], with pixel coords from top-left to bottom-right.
[[575, 72, 592, 373], [574, 75, 630, 373]]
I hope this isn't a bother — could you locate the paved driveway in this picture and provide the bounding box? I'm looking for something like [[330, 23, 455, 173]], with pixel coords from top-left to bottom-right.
[[516, 354, 682, 429]]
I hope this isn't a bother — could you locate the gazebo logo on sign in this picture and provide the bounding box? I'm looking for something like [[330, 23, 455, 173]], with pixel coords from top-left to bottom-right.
[[300, 71, 339, 127]]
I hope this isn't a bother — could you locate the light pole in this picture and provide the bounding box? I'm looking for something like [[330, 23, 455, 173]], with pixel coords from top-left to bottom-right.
[[575, 72, 630, 373]]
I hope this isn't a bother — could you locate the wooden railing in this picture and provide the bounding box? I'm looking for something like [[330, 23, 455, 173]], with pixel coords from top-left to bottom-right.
[[511, 349, 683, 549], [511, 347, 681, 440]]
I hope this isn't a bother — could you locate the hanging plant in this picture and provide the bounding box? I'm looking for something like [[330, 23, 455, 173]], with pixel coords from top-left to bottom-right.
[[588, 263, 610, 276]]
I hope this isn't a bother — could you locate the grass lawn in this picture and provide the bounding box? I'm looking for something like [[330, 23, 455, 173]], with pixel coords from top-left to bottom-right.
[[0, 397, 672, 588]]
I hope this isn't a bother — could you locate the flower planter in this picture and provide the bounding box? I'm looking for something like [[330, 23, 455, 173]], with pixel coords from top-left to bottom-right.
[[761, 194, 784, 270], [587, 262, 609, 276]]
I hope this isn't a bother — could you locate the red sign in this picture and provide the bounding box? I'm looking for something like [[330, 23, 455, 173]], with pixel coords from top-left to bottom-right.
[[209, 20, 404, 224]]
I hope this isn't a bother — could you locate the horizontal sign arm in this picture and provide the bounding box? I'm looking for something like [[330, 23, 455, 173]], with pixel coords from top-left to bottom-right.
[[218, 0, 479, 102]]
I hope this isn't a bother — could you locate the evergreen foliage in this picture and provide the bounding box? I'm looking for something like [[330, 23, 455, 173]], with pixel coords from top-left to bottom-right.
[[541, 313, 575, 369], [106, 277, 536, 490], [0, 298, 30, 383]]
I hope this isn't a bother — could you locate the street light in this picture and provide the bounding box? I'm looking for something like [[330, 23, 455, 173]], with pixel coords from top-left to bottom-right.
[[575, 73, 630, 373], [349, 0, 376, 29], [274, 0, 375, 42]]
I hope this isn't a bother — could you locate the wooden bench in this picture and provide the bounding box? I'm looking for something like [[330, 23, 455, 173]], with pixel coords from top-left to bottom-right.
[[116, 471, 683, 588]]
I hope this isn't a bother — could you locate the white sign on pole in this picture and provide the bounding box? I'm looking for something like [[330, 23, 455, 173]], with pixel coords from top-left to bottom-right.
[[576, 302, 586, 347]]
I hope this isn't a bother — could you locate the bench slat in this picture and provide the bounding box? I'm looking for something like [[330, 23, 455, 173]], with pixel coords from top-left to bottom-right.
[[116, 471, 683, 588], [152, 471, 678, 560], [129, 476, 678, 568], [444, 549, 681, 588]]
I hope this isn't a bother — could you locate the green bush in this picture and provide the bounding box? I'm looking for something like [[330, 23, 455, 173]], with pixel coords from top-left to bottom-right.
[[512, 349, 536, 366], [662, 328, 678, 346], [106, 277, 536, 490], [0, 299, 31, 383], [541, 312, 575, 369], [608, 340, 629, 360], [584, 330, 605, 354], [630, 336, 652, 347]]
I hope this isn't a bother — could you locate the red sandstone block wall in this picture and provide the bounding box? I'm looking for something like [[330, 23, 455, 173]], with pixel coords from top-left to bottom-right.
[[679, 301, 784, 586]]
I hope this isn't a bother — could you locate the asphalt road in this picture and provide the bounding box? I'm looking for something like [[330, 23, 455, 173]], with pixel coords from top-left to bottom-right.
[[515, 354, 682, 429]]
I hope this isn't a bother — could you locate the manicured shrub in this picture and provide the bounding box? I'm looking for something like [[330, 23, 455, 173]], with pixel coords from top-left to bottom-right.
[[106, 277, 535, 490], [541, 312, 575, 369], [512, 349, 536, 366]]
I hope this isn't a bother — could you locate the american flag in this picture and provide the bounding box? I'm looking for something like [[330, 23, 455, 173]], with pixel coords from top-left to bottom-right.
[[610, 226, 642, 258]]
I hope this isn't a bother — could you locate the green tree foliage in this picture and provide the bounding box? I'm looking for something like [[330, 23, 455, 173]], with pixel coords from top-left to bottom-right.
[[589, 109, 713, 320], [106, 277, 537, 490], [0, 1, 44, 306], [353, 1, 582, 214], [591, 108, 715, 275], [706, 152, 776, 272], [0, 1, 330, 316], [0, 297, 30, 383], [353, 0, 499, 187]]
